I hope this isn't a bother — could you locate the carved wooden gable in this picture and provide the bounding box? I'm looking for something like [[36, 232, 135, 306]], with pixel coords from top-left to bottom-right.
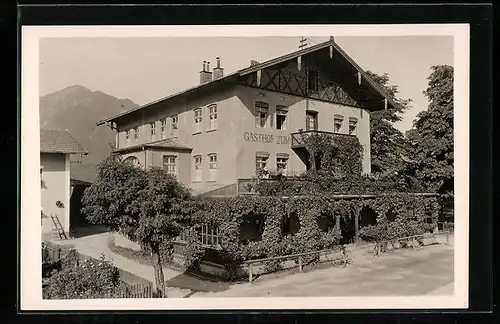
[[239, 48, 360, 107]]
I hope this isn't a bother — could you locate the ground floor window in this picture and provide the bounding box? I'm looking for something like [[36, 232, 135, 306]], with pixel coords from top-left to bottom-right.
[[163, 155, 177, 176], [177, 224, 221, 247], [282, 212, 301, 235], [239, 213, 265, 244], [199, 224, 220, 247]]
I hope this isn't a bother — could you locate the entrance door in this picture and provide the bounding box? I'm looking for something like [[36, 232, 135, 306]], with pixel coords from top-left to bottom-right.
[[306, 111, 318, 131]]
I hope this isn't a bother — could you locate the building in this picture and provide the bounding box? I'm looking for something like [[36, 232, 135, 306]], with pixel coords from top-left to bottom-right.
[[69, 163, 98, 229], [97, 37, 397, 196], [40, 129, 87, 239]]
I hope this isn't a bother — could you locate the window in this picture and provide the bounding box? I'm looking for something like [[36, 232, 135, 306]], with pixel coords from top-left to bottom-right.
[[256, 153, 269, 172], [255, 101, 269, 128], [171, 115, 178, 137], [208, 104, 217, 130], [276, 105, 288, 130], [334, 115, 344, 133], [124, 156, 141, 168], [163, 155, 177, 176], [177, 226, 221, 247], [193, 155, 202, 182], [40, 165, 46, 189], [193, 108, 202, 133], [276, 154, 289, 175], [306, 111, 318, 131], [406, 207, 416, 220], [150, 122, 156, 140], [349, 117, 358, 135], [307, 68, 319, 93], [125, 129, 131, 142], [208, 153, 217, 181], [239, 213, 265, 244], [160, 119, 167, 139], [199, 224, 220, 247], [283, 212, 301, 235], [133, 127, 139, 140]]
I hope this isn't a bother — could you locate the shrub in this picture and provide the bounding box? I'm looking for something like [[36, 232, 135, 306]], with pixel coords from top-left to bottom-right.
[[42, 251, 122, 299]]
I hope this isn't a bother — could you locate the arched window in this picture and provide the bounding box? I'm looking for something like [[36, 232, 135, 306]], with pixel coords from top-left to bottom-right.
[[123, 156, 141, 168]]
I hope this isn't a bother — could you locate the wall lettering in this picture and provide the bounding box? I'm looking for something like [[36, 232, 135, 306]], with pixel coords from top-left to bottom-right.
[[244, 132, 290, 145]]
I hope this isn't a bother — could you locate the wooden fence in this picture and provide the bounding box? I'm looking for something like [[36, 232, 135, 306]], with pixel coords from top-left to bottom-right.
[[243, 246, 344, 282], [42, 241, 163, 298], [242, 230, 451, 283], [118, 283, 169, 298]]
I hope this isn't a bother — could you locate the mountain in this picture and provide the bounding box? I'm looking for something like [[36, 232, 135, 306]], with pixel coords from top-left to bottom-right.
[[40, 85, 138, 166]]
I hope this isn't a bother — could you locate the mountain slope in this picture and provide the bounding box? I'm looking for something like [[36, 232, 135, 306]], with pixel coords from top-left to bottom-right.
[[40, 85, 138, 165]]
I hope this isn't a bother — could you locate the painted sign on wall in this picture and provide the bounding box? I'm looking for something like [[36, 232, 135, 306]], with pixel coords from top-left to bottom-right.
[[243, 132, 290, 145]]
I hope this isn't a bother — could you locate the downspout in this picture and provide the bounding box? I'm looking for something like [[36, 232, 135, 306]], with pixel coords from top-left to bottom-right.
[[143, 146, 147, 170]]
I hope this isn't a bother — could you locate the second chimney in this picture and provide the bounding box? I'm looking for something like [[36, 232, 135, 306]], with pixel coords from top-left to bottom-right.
[[213, 57, 224, 80], [200, 60, 213, 84]]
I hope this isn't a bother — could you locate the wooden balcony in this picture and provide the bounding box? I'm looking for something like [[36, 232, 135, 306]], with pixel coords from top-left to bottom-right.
[[290, 130, 356, 149]]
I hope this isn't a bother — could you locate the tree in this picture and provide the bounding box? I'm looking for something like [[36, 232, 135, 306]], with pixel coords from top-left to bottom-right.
[[365, 71, 412, 176], [81, 154, 192, 297], [405, 65, 454, 196]]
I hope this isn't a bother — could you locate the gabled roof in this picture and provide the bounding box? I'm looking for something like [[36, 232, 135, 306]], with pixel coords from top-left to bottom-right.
[[113, 138, 192, 154], [97, 38, 398, 126], [40, 129, 87, 154]]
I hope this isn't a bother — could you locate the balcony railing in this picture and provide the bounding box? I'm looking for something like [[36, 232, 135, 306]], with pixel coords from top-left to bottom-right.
[[291, 130, 356, 148]]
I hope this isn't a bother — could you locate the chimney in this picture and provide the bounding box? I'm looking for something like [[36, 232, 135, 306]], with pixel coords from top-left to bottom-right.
[[250, 60, 260, 67], [200, 60, 213, 84], [213, 57, 224, 80]]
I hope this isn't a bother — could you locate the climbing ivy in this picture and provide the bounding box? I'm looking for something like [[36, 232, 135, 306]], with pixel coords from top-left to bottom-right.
[[179, 193, 439, 279], [301, 132, 363, 176], [177, 133, 439, 279]]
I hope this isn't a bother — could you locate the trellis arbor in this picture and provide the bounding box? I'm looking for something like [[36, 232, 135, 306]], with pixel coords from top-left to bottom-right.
[[175, 191, 440, 280]]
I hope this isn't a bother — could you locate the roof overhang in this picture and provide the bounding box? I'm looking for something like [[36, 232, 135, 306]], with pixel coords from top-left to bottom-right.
[[113, 143, 192, 154], [98, 38, 399, 126], [41, 150, 89, 155], [97, 73, 239, 126]]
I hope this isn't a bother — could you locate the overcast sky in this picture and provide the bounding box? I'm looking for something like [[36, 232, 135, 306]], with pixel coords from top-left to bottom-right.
[[39, 36, 453, 132]]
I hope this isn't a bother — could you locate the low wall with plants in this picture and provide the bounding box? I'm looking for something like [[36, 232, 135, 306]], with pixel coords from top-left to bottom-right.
[[180, 192, 440, 280]]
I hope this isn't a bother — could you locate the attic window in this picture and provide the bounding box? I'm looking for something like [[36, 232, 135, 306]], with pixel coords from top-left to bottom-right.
[[307, 68, 319, 93]]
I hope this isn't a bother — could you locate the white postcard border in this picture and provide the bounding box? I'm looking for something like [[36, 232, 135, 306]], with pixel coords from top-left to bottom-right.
[[21, 24, 469, 310]]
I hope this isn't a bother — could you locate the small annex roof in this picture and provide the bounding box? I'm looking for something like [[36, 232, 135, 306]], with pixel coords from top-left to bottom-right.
[[40, 129, 87, 154], [113, 138, 192, 154], [97, 38, 398, 126]]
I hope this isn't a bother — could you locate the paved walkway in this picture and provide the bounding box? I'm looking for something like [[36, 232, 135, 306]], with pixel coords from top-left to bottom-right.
[[49, 228, 454, 298], [193, 243, 454, 298]]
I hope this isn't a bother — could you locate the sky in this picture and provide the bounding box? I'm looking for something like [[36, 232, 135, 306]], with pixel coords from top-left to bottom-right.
[[39, 36, 453, 132]]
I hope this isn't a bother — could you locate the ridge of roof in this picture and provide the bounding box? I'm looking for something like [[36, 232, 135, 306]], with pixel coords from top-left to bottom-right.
[[98, 39, 398, 126]]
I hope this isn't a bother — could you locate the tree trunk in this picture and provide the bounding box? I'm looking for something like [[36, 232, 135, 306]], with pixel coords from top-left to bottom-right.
[[150, 245, 166, 298]]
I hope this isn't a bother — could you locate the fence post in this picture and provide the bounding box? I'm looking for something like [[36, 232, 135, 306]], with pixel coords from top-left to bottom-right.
[[298, 256, 303, 272], [248, 263, 253, 283]]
